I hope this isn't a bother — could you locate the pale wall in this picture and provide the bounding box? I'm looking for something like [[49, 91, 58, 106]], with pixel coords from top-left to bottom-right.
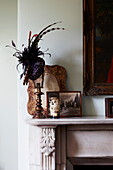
[[18, 0, 110, 169], [18, 1, 83, 169], [0, 0, 17, 170]]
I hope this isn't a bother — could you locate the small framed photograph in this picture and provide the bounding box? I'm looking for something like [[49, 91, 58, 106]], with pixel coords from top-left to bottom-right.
[[105, 98, 113, 118], [47, 91, 82, 118]]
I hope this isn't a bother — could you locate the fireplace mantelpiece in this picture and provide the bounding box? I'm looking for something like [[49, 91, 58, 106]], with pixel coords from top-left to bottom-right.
[[26, 116, 113, 170]]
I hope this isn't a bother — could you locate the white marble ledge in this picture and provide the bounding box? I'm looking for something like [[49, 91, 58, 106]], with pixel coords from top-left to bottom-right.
[[26, 115, 113, 126]]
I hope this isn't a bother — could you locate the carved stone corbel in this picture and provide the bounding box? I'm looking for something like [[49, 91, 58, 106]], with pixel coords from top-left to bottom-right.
[[40, 127, 56, 170]]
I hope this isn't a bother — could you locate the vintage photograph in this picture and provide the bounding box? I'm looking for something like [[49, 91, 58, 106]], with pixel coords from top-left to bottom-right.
[[47, 92, 60, 118], [59, 91, 82, 117], [47, 91, 82, 117], [105, 98, 113, 118]]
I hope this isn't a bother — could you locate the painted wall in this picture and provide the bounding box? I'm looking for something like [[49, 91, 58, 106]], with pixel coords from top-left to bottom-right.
[[18, 0, 109, 169], [0, 0, 110, 170], [18, 0, 83, 169], [0, 0, 17, 170]]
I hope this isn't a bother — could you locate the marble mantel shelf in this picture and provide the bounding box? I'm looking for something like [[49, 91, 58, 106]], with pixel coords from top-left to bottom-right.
[[26, 115, 113, 126], [27, 115, 113, 170]]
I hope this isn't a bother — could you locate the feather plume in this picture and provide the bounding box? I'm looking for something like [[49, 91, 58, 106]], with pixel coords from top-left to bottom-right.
[[6, 22, 65, 85]]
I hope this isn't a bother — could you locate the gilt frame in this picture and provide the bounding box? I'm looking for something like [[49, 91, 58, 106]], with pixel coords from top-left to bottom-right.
[[83, 0, 113, 95]]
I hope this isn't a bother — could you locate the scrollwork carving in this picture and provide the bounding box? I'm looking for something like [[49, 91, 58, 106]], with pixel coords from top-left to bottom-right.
[[41, 128, 55, 156], [40, 128, 56, 170]]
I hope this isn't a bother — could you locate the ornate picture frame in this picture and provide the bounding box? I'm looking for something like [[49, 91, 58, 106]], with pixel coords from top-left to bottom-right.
[[83, 0, 113, 95], [47, 91, 82, 117]]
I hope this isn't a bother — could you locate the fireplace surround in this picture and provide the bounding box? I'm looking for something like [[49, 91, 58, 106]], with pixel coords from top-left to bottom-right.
[[26, 116, 113, 170]]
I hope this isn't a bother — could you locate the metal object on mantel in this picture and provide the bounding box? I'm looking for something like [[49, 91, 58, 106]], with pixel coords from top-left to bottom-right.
[[33, 83, 45, 119], [27, 65, 67, 117]]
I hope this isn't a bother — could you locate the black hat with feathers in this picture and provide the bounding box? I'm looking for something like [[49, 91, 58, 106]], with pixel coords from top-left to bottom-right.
[[6, 21, 65, 85]]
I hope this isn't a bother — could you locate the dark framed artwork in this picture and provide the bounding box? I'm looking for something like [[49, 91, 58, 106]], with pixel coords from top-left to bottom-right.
[[83, 0, 113, 95], [47, 91, 82, 117], [105, 98, 113, 118]]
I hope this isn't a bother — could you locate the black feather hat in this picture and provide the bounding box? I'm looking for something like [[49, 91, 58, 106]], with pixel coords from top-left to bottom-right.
[[6, 21, 65, 85]]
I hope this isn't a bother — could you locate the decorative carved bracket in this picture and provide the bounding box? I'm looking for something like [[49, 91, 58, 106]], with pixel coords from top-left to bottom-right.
[[40, 127, 56, 170], [41, 128, 55, 156]]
